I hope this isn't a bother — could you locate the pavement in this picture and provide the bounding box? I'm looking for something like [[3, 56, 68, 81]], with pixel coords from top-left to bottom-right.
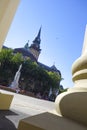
[[0, 89, 55, 129], [0, 89, 87, 130]]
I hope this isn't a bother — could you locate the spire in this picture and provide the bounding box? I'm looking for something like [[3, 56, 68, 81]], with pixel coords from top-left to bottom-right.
[[33, 26, 42, 44], [24, 40, 29, 50], [29, 27, 42, 60], [37, 26, 41, 39]]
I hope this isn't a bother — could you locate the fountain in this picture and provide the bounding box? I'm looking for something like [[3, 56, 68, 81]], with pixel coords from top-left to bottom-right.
[[9, 64, 22, 91]]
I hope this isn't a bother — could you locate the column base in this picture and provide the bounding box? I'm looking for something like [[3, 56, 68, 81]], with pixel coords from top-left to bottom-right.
[[55, 90, 87, 126], [18, 112, 87, 130]]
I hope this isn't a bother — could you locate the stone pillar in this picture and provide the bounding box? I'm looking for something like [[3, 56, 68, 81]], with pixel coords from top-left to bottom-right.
[[55, 26, 87, 126], [0, 0, 20, 49]]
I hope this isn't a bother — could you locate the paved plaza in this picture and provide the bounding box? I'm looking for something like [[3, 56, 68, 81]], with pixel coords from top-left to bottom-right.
[[0, 89, 55, 129], [1, 89, 86, 130]]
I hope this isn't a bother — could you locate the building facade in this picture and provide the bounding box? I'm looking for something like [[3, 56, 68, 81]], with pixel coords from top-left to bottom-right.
[[13, 27, 61, 76]]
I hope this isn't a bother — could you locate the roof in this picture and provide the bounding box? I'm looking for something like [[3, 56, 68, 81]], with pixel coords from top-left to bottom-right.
[[29, 43, 41, 51], [13, 48, 37, 61], [38, 62, 61, 76], [3, 45, 61, 76]]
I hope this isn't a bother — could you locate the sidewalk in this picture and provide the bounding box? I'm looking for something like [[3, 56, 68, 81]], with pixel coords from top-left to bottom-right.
[[0, 89, 87, 130], [0, 89, 55, 129]]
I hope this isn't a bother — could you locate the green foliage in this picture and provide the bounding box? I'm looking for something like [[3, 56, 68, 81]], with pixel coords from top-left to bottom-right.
[[11, 52, 23, 73], [48, 71, 61, 88], [58, 87, 68, 94], [0, 49, 13, 67], [0, 49, 23, 86], [0, 49, 13, 85], [11, 53, 23, 64], [0, 48, 63, 96], [20, 59, 62, 94]]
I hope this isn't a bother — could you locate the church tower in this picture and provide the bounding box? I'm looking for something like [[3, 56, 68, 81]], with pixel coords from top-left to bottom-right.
[[29, 27, 41, 61]]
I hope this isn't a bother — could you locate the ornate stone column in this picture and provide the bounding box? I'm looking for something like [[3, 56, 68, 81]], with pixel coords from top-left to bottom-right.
[[0, 0, 20, 49], [55, 26, 87, 125]]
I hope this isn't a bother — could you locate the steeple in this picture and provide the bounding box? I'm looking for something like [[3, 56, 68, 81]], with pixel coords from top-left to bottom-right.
[[24, 40, 29, 50], [29, 27, 42, 61], [33, 26, 41, 44]]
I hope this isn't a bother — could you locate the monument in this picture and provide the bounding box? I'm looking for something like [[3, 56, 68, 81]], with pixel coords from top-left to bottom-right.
[[9, 64, 22, 91]]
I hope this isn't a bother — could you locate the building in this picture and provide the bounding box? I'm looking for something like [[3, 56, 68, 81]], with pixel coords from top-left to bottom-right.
[[1, 1, 87, 129], [13, 27, 61, 76], [3, 28, 63, 100]]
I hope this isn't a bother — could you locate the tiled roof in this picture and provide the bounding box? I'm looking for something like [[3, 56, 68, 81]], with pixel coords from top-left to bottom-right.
[[3, 45, 61, 76], [38, 62, 61, 76], [13, 48, 37, 61]]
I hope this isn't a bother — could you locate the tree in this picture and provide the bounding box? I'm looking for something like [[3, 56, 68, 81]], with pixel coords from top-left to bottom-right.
[[0, 49, 23, 86], [0, 48, 63, 99], [11, 52, 23, 73], [48, 71, 61, 88], [20, 58, 62, 97], [0, 49, 13, 85]]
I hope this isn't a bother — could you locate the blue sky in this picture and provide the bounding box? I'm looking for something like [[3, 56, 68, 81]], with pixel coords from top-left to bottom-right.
[[4, 0, 87, 88]]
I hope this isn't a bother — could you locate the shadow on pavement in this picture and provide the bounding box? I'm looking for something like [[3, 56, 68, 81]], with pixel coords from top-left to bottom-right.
[[0, 110, 18, 130]]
